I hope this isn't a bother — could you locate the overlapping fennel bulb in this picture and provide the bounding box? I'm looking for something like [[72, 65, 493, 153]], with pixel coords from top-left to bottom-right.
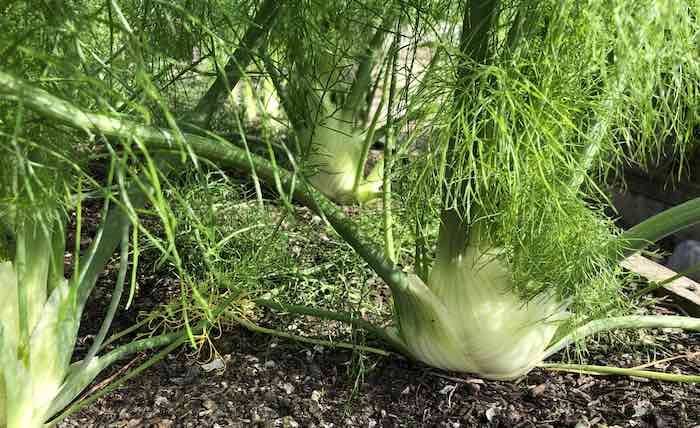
[[306, 110, 382, 204], [394, 238, 569, 380], [0, 259, 77, 428]]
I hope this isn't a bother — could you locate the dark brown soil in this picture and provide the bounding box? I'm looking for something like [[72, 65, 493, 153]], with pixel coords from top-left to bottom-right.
[[56, 202, 700, 428], [57, 300, 700, 428]]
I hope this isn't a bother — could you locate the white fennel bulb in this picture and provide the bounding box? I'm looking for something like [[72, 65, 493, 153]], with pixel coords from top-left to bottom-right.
[[307, 113, 382, 204], [0, 259, 76, 428], [394, 241, 569, 380]]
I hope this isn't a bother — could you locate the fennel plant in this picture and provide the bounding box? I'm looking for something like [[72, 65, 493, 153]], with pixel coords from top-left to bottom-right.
[[2, 0, 700, 385], [381, 0, 700, 379], [262, 2, 412, 204], [0, 144, 187, 427], [6, 59, 699, 382]]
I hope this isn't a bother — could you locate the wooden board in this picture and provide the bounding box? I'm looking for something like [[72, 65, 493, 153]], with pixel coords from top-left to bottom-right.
[[621, 254, 700, 316]]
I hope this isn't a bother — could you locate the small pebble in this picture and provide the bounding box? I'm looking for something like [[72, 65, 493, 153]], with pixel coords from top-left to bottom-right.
[[203, 399, 217, 411], [530, 384, 546, 398], [154, 396, 169, 407]]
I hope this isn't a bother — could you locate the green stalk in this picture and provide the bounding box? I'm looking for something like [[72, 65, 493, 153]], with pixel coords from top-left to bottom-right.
[[253, 299, 409, 354], [569, 81, 623, 191], [186, 0, 281, 128], [73, 188, 145, 311], [543, 315, 700, 359], [539, 363, 700, 383], [460, 0, 499, 73], [231, 312, 392, 356], [47, 214, 66, 296], [344, 10, 397, 116], [83, 221, 129, 363], [414, 216, 429, 283], [612, 197, 700, 261], [503, 2, 539, 57], [437, 0, 500, 249], [383, 31, 400, 263], [367, 46, 443, 145], [504, 7, 526, 52], [99, 312, 160, 350], [47, 332, 186, 424], [125, 226, 140, 309], [435, 210, 471, 262], [13, 218, 32, 359], [351, 55, 391, 196], [375, 103, 429, 138], [259, 99, 294, 212], [363, 55, 387, 125]]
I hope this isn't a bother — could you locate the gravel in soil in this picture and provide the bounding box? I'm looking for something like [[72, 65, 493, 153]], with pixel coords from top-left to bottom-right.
[[57, 323, 700, 428], [56, 200, 700, 428]]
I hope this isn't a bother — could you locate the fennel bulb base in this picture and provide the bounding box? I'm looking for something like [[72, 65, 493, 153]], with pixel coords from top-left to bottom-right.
[[395, 245, 568, 380]]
